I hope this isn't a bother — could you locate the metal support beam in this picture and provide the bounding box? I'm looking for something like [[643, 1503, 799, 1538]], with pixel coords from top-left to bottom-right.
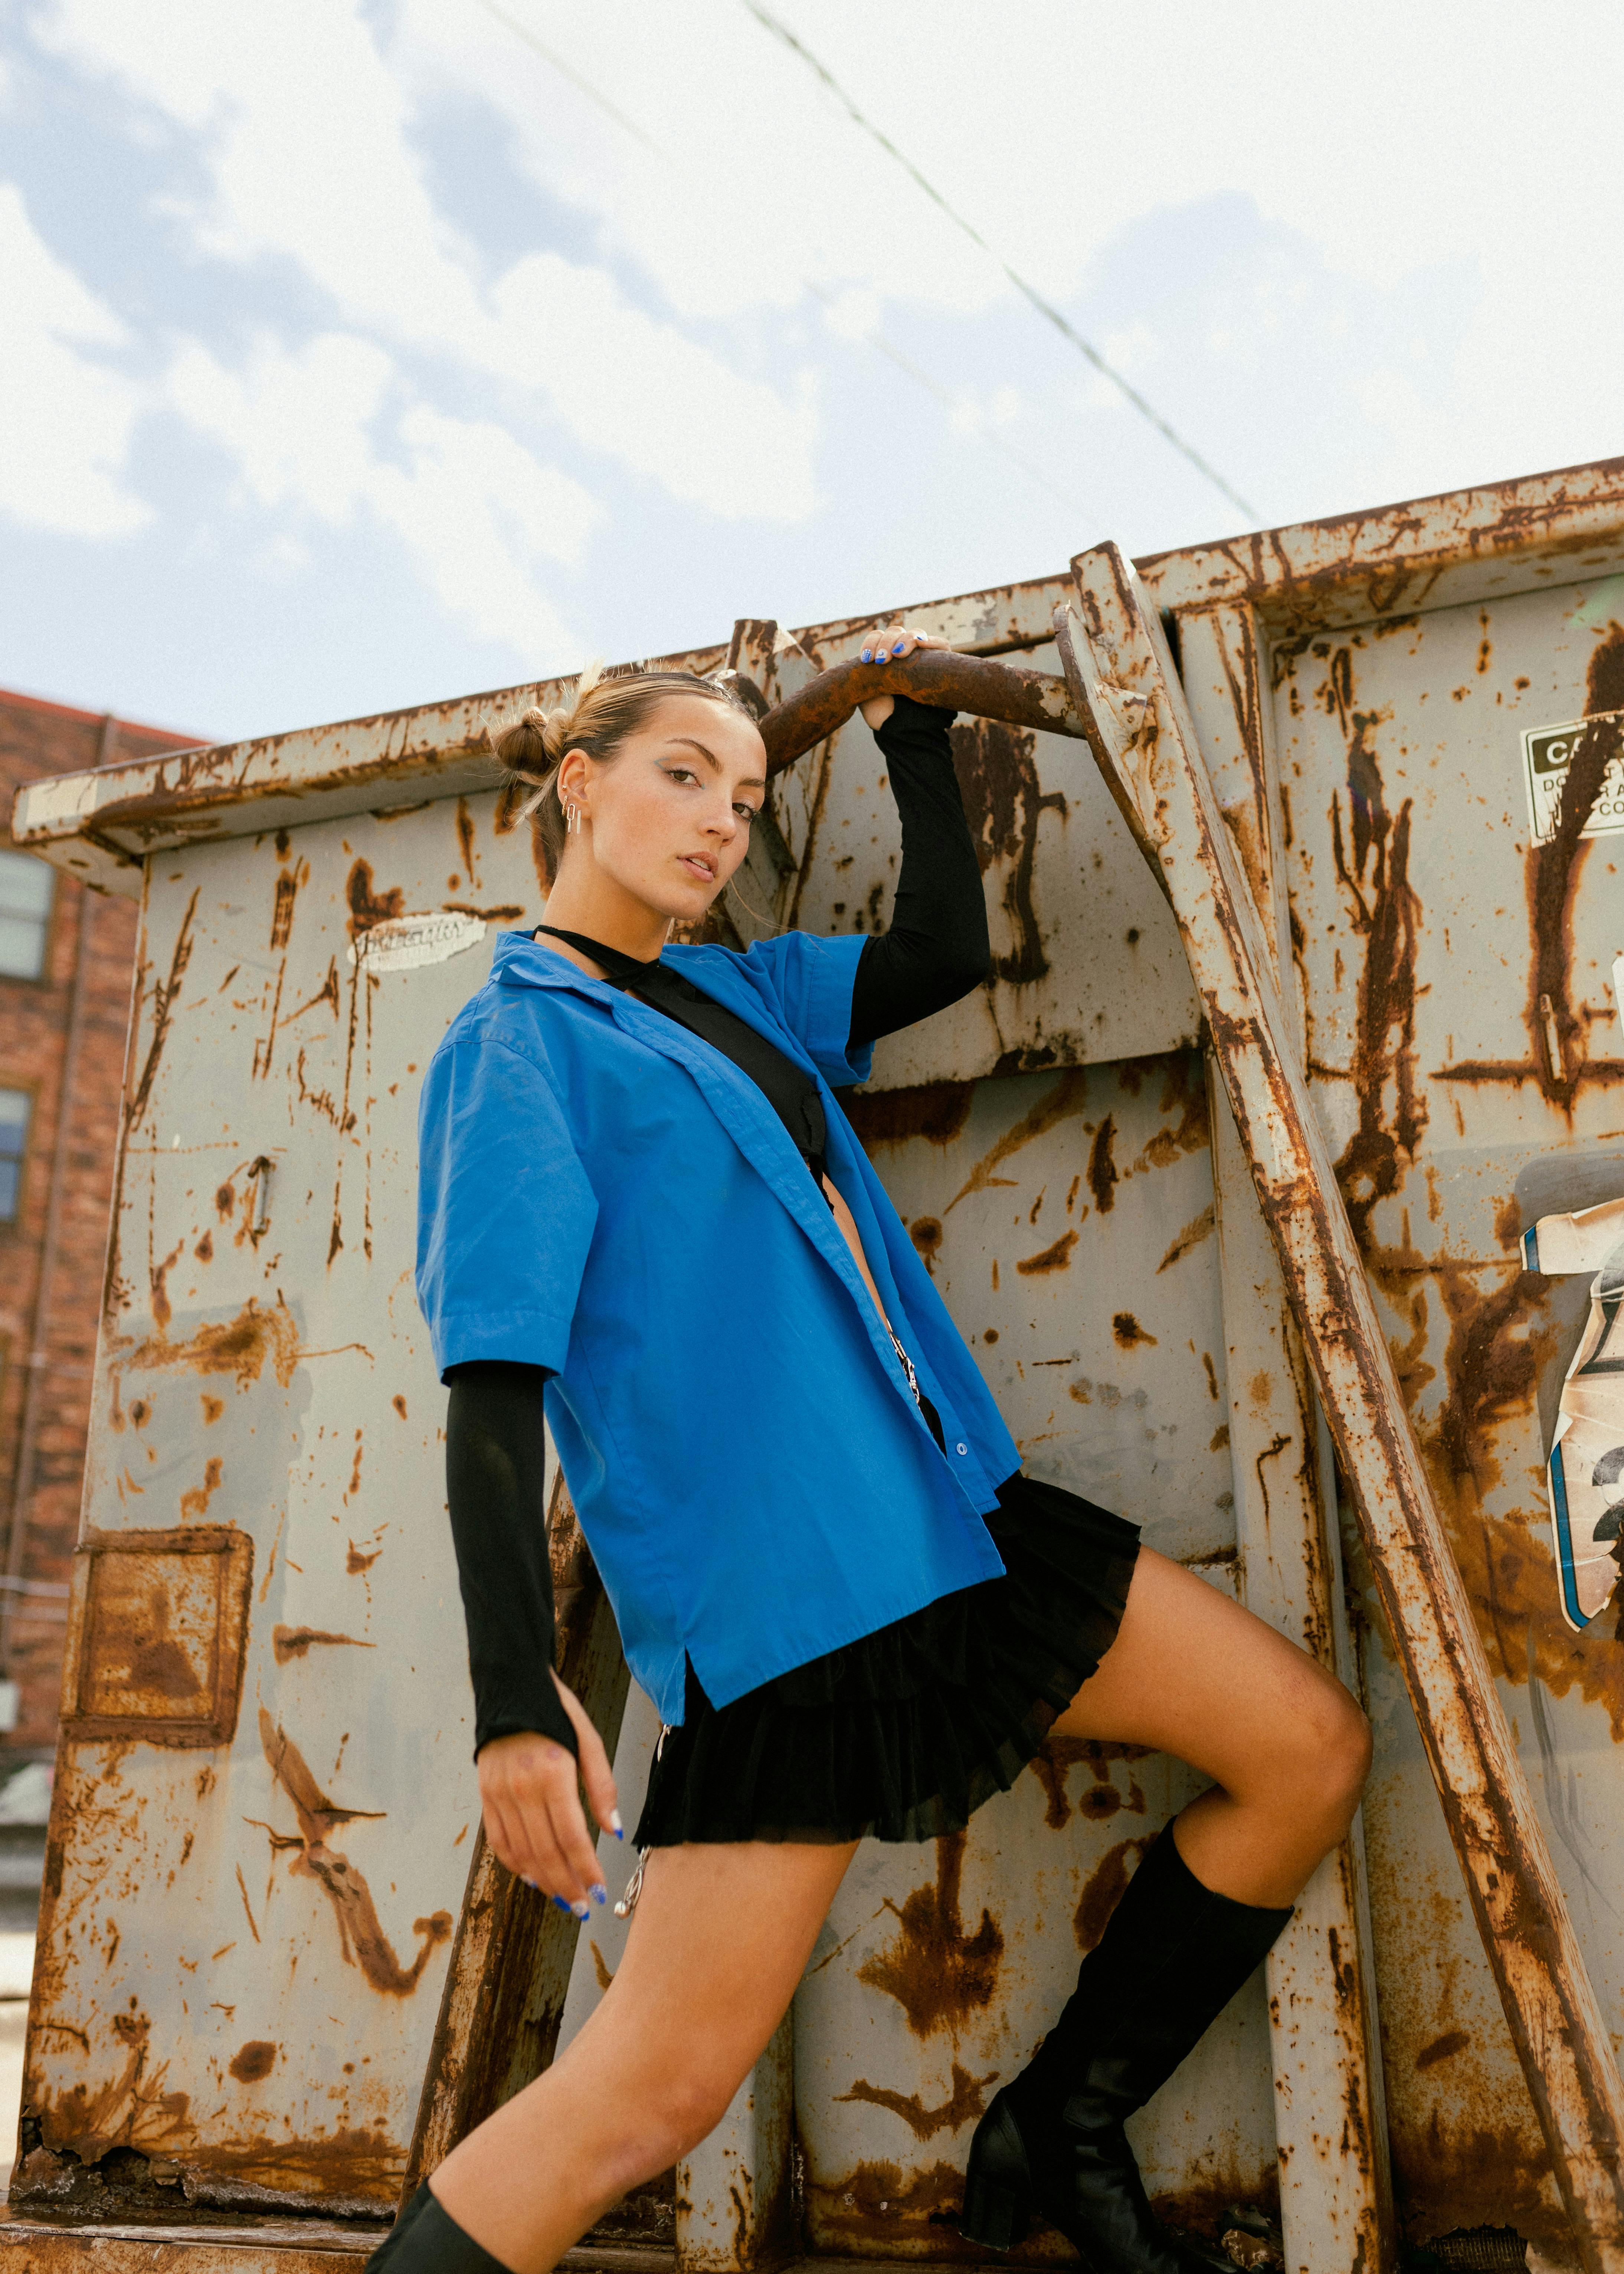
[[676, 2015, 795, 2272], [1176, 603, 1394, 2272]]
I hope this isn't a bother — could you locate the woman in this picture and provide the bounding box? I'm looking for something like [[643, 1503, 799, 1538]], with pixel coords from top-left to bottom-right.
[[385, 634, 1371, 2274]]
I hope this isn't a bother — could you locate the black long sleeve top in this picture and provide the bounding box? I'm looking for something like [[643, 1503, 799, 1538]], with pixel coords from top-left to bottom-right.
[[446, 694, 988, 1757]]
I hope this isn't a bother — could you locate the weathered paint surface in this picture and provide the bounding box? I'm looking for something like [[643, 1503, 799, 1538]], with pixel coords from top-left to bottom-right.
[[1064, 540, 1624, 2268], [17, 794, 559, 2216], [1273, 569, 1624, 2251], [16, 463, 1624, 2266]]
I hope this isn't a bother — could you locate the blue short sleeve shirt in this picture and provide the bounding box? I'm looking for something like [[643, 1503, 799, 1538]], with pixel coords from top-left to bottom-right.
[[416, 928, 1018, 1724]]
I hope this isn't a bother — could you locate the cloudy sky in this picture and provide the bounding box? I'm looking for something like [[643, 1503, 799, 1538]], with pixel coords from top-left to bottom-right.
[[4, 1, 1621, 745]]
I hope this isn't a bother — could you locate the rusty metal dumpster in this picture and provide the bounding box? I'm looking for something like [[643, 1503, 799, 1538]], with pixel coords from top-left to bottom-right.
[[6, 456, 1624, 2274]]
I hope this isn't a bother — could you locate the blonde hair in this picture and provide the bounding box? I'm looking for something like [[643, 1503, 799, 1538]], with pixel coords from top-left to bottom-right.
[[490, 664, 756, 876]]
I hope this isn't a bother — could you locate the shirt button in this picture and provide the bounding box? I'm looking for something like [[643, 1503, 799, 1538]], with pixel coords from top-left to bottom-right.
[[956, 1443, 968, 1455]]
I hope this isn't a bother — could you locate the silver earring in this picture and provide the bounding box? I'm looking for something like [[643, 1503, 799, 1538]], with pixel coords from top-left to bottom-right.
[[564, 799, 580, 835]]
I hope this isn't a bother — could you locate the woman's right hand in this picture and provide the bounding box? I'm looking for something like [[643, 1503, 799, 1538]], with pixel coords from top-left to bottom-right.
[[477, 1674, 621, 1917]]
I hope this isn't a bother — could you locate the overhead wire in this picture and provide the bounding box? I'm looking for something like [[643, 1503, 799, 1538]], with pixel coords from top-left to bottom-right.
[[737, 0, 1260, 524], [468, 0, 1090, 518]]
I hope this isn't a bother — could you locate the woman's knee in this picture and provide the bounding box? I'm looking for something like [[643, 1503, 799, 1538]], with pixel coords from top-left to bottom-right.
[[614, 2064, 741, 2178], [1279, 1669, 1372, 1832]]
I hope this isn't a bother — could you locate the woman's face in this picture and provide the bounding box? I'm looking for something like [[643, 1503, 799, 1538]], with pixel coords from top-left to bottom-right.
[[559, 696, 767, 924]]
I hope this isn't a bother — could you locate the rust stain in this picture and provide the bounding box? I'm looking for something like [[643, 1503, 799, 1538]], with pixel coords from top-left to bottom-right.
[[194, 1229, 213, 1264], [1390, 2114, 1555, 2251], [455, 795, 479, 888], [1157, 1202, 1215, 1272], [857, 1831, 1003, 2039], [944, 1068, 1091, 1213], [443, 901, 524, 922], [810, 2157, 965, 2248], [227, 2040, 277, 2084], [1324, 654, 1427, 1251], [392, 1394, 408, 1419], [126, 888, 200, 1139], [257, 1709, 452, 1995], [836, 2060, 996, 2141], [1113, 1311, 1158, 1349], [1523, 626, 1624, 1110], [842, 1081, 973, 1152], [345, 859, 405, 941], [1026, 1735, 1149, 1830], [1074, 1835, 1153, 1953], [179, 1456, 223, 1522], [1016, 1230, 1078, 1277], [29, 2005, 192, 2166], [200, 1395, 223, 1425], [148, 1238, 183, 1331], [909, 1217, 943, 1274], [128, 1296, 299, 1391], [949, 715, 1066, 983], [269, 870, 298, 952], [282, 957, 341, 1028], [1086, 1115, 1118, 1213], [1414, 2028, 1471, 2072], [590, 1940, 615, 1993], [347, 1541, 382, 1575], [235, 1863, 260, 1942], [272, 1626, 376, 1664]]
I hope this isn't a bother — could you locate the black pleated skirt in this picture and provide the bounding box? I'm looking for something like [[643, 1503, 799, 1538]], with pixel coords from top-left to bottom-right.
[[633, 1465, 1140, 1848]]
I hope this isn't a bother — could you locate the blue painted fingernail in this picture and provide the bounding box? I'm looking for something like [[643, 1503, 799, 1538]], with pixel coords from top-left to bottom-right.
[[551, 1894, 574, 1913], [860, 648, 872, 663], [892, 641, 905, 656], [591, 1883, 608, 1905], [524, 1877, 538, 1890], [572, 1901, 591, 1921], [609, 1810, 624, 1839]]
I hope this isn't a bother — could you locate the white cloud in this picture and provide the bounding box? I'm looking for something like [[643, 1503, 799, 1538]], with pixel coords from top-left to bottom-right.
[[168, 331, 392, 522], [40, 0, 822, 521], [487, 254, 818, 516], [166, 331, 596, 657], [0, 181, 150, 537]]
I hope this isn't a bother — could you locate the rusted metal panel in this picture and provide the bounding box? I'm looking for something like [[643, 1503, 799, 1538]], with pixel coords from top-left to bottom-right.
[[1209, 1079, 1393, 2274], [1261, 567, 1624, 2254], [790, 1057, 1276, 2261], [739, 620, 1198, 1087], [7, 644, 730, 895], [17, 791, 563, 2221], [1057, 544, 1624, 2271], [58, 1528, 254, 1748], [1140, 459, 1624, 633], [675, 2017, 795, 2273], [0, 2216, 377, 2271], [18, 469, 1624, 2264]]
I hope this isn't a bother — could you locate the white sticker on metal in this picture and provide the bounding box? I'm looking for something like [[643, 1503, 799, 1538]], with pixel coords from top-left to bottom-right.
[[347, 910, 486, 971], [1523, 1193, 1624, 1630], [1520, 712, 1624, 846]]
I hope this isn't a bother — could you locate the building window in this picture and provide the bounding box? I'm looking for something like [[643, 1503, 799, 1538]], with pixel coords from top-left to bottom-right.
[[0, 1089, 29, 1223], [0, 851, 53, 982]]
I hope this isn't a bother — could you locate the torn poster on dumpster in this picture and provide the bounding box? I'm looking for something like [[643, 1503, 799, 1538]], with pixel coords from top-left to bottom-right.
[[1522, 1196, 1624, 1630]]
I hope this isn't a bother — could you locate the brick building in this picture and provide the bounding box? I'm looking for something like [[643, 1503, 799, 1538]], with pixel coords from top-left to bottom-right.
[[0, 689, 202, 1758]]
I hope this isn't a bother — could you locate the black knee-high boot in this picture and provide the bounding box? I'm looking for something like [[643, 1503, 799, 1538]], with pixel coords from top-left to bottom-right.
[[962, 1827, 1292, 2273], [366, 2181, 512, 2273]]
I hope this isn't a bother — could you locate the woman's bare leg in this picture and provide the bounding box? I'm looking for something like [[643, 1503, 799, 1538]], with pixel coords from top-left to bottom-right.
[[1053, 1544, 1371, 1904], [430, 1838, 857, 2274]]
